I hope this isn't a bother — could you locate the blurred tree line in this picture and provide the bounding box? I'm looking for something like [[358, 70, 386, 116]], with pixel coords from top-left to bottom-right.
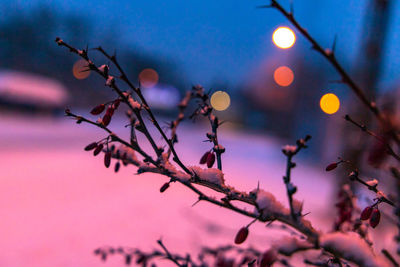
[[0, 6, 188, 107]]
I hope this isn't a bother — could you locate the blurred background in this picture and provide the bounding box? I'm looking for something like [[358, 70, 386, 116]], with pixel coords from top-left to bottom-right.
[[1, 0, 400, 266]]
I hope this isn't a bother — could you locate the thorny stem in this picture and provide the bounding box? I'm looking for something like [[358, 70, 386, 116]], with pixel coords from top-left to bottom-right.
[[157, 239, 182, 267], [65, 109, 158, 167], [166, 91, 193, 158], [348, 170, 395, 207], [56, 38, 390, 267], [382, 249, 399, 267], [55, 38, 162, 160], [265, 0, 400, 146], [283, 135, 311, 221], [92, 45, 192, 175], [345, 114, 400, 162]]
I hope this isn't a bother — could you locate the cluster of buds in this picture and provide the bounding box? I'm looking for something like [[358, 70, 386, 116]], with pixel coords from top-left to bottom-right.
[[85, 141, 119, 172], [199, 150, 216, 168], [360, 206, 381, 228], [90, 98, 121, 127]]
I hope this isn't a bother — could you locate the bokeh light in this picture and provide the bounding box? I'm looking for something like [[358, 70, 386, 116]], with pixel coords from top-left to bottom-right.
[[211, 91, 231, 111], [320, 93, 340, 114], [272, 27, 296, 49], [139, 68, 159, 88], [273, 66, 294, 86], [72, 59, 90, 80]]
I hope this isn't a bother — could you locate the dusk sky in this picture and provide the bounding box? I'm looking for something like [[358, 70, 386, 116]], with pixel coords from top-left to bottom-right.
[[2, 0, 400, 91]]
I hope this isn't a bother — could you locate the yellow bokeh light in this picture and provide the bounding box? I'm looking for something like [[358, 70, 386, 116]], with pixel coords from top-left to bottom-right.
[[72, 59, 90, 80], [139, 68, 159, 88], [320, 93, 340, 114], [274, 66, 294, 86], [272, 27, 296, 49], [211, 91, 231, 111]]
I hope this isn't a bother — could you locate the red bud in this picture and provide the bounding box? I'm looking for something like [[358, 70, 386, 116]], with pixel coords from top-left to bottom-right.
[[206, 152, 215, 168], [113, 99, 121, 109], [160, 182, 170, 193], [105, 106, 114, 116], [84, 142, 98, 151], [200, 151, 211, 164], [90, 104, 105, 115], [102, 114, 112, 126], [325, 162, 338, 171], [360, 206, 373, 220], [234, 227, 249, 244], [104, 151, 111, 168], [260, 250, 277, 267], [93, 144, 104, 156], [369, 209, 381, 228], [114, 161, 120, 173]]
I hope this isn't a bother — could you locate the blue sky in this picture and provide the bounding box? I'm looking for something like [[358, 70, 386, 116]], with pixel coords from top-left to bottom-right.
[[2, 0, 400, 91]]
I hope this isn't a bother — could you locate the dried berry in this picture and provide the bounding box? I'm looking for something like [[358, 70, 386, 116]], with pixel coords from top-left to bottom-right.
[[160, 182, 170, 193], [206, 152, 215, 168], [104, 151, 112, 168], [369, 209, 381, 228], [200, 151, 211, 164], [360, 206, 373, 220], [325, 162, 338, 171], [93, 144, 104, 156], [234, 227, 249, 244], [102, 114, 112, 126], [114, 161, 120, 173], [84, 142, 98, 151], [90, 104, 105, 115]]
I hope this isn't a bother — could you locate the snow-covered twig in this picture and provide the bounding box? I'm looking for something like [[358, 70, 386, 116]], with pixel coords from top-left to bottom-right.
[[282, 135, 311, 221]]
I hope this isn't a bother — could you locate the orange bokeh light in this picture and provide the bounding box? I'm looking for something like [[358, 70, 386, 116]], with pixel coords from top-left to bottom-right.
[[274, 66, 294, 87], [72, 59, 90, 80], [139, 68, 159, 88]]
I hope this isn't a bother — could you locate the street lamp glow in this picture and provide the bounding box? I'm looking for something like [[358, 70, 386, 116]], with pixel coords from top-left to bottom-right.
[[272, 27, 296, 49], [211, 91, 231, 111], [320, 93, 340, 114]]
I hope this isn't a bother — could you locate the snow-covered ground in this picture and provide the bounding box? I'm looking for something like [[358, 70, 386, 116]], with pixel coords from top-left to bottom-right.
[[0, 113, 392, 266]]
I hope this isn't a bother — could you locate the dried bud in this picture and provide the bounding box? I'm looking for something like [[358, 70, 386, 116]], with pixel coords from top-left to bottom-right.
[[104, 151, 111, 168], [369, 209, 381, 228], [125, 255, 132, 265], [90, 104, 105, 115], [84, 142, 98, 151], [360, 206, 373, 220], [325, 162, 338, 171], [102, 114, 112, 126], [114, 161, 120, 173], [93, 144, 104, 156], [200, 151, 211, 164], [234, 227, 249, 244], [160, 182, 170, 193], [113, 99, 121, 109], [260, 250, 277, 267], [105, 106, 115, 116], [206, 152, 216, 168]]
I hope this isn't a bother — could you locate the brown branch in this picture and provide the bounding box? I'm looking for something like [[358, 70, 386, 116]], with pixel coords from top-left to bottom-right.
[[345, 114, 400, 162], [92, 45, 192, 175], [265, 0, 400, 146]]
